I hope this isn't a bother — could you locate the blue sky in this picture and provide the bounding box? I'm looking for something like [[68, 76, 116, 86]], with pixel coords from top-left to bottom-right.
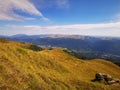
[[0, 0, 120, 37]]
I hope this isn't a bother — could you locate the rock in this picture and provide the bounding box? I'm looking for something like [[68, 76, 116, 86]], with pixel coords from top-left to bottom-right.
[[95, 73, 104, 81], [107, 78, 120, 85], [103, 74, 112, 82], [93, 73, 120, 85]]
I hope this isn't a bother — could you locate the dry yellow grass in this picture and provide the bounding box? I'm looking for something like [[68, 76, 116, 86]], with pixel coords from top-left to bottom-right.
[[0, 39, 120, 90]]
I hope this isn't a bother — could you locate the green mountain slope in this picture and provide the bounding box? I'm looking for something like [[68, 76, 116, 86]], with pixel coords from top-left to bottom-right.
[[0, 39, 120, 90]]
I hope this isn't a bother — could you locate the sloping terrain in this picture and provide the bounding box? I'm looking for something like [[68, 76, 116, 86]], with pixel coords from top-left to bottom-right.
[[5, 34, 120, 62], [0, 39, 120, 90]]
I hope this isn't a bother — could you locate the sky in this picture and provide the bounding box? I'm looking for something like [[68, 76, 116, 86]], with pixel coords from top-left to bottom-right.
[[0, 0, 120, 37]]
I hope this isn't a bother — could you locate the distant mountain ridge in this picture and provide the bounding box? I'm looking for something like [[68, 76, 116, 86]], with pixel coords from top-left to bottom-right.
[[1, 34, 120, 62]]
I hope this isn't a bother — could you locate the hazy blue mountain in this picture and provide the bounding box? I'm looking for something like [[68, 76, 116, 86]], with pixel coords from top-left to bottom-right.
[[1, 34, 120, 62]]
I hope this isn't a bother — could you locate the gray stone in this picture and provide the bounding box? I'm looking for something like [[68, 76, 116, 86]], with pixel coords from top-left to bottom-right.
[[93, 73, 120, 85]]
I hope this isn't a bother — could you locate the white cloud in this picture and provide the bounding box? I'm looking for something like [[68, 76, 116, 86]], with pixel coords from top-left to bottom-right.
[[0, 0, 48, 21], [1, 22, 120, 37]]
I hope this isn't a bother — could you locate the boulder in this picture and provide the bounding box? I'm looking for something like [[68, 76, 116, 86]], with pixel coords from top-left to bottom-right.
[[93, 73, 120, 85]]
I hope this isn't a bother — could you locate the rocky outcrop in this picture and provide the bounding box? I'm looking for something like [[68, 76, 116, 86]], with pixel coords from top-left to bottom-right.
[[93, 73, 120, 85]]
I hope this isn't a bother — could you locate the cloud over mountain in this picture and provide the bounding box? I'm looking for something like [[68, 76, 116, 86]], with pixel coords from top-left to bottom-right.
[[1, 22, 120, 37]]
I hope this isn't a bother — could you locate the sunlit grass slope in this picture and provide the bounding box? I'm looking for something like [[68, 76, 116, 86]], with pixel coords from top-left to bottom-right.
[[0, 39, 120, 90]]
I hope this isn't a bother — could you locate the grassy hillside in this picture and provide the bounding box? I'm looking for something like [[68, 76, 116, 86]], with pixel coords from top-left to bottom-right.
[[0, 39, 120, 90]]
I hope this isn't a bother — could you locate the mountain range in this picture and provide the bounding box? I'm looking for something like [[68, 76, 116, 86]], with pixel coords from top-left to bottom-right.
[[1, 34, 120, 63], [0, 39, 120, 90]]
